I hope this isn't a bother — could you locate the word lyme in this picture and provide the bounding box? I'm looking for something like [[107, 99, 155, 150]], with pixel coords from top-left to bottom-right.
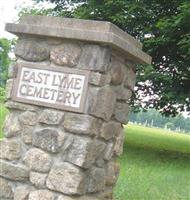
[[22, 70, 82, 90]]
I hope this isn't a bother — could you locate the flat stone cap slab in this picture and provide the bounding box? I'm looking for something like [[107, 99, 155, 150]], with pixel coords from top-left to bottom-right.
[[5, 15, 151, 64]]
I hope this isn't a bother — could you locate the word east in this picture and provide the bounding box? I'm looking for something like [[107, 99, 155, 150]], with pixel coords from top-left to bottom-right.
[[19, 69, 83, 105]]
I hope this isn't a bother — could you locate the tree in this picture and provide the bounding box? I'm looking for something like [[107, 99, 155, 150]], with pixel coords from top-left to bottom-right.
[[30, 0, 190, 116], [0, 38, 11, 87]]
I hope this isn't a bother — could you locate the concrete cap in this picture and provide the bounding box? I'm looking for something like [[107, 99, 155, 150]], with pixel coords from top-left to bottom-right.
[[5, 15, 151, 64]]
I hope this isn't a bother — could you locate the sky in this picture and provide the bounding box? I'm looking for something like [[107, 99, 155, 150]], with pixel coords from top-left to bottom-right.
[[0, 0, 54, 39], [0, 0, 34, 38]]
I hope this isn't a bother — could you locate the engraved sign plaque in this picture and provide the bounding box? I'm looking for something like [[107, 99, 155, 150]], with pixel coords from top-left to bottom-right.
[[12, 63, 89, 112]]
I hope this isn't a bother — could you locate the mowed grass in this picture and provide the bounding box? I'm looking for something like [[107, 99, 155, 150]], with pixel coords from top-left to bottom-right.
[[0, 105, 190, 199], [114, 124, 190, 200]]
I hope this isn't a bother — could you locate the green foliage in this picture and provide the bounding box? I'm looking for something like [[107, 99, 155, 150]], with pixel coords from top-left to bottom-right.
[[31, 0, 190, 116], [0, 87, 5, 103], [0, 104, 8, 138], [0, 38, 11, 87]]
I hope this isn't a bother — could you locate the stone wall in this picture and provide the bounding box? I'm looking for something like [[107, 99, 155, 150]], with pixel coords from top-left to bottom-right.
[[1, 16, 151, 200]]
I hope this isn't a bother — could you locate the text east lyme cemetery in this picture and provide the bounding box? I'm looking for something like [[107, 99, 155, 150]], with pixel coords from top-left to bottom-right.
[[12, 63, 89, 112]]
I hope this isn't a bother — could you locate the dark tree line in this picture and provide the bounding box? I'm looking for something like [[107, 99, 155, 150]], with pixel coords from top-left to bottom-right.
[[129, 109, 190, 133]]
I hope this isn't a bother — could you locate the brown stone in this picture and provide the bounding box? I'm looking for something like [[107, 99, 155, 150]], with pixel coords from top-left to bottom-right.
[[15, 39, 49, 61], [113, 86, 133, 101], [89, 72, 111, 86], [0, 160, 29, 181], [64, 136, 106, 169], [110, 58, 126, 85], [14, 186, 33, 200], [114, 102, 130, 124], [0, 178, 13, 199], [105, 161, 120, 186], [28, 190, 56, 200], [88, 86, 116, 121], [3, 112, 22, 138], [50, 42, 82, 67], [88, 167, 106, 193], [79, 44, 111, 72], [5, 100, 38, 111], [103, 142, 114, 161], [33, 128, 66, 153], [24, 148, 52, 173], [114, 129, 125, 156], [21, 126, 34, 144], [46, 162, 87, 195], [124, 63, 136, 90], [100, 121, 121, 140], [0, 139, 21, 160], [8, 63, 18, 78], [63, 113, 102, 136], [19, 111, 38, 126], [39, 109, 64, 125], [30, 172, 47, 189], [5, 79, 13, 99]]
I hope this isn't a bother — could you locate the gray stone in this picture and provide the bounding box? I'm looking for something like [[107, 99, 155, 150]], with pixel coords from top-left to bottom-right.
[[103, 142, 114, 161], [21, 126, 34, 144], [5, 101, 38, 111], [19, 111, 38, 126], [113, 86, 133, 101], [39, 109, 64, 125], [50, 42, 82, 67], [64, 136, 106, 169], [28, 190, 56, 200], [47, 37, 63, 45], [105, 161, 120, 186], [124, 64, 136, 90], [100, 121, 121, 140], [88, 167, 106, 193], [0, 178, 13, 199], [110, 58, 126, 85], [3, 112, 22, 138], [89, 72, 111, 86], [88, 86, 116, 121], [79, 45, 111, 72], [57, 196, 100, 200], [33, 128, 66, 153], [6, 16, 152, 64], [46, 162, 87, 195], [114, 129, 125, 156], [8, 63, 18, 78], [57, 196, 75, 200], [114, 102, 130, 124], [0, 139, 21, 160], [30, 172, 47, 189], [14, 186, 32, 200], [5, 79, 13, 99], [0, 160, 29, 181], [63, 113, 102, 135], [96, 187, 113, 200], [15, 39, 49, 61], [24, 148, 52, 173]]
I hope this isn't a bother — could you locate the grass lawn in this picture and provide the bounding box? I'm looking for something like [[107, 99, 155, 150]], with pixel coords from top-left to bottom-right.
[[0, 105, 190, 199], [114, 124, 190, 200]]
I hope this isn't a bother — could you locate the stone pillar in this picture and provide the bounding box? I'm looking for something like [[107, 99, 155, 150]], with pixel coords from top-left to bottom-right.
[[1, 16, 151, 200]]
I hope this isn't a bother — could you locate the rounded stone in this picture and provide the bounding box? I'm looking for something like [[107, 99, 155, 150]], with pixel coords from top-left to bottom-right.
[[24, 148, 52, 173]]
